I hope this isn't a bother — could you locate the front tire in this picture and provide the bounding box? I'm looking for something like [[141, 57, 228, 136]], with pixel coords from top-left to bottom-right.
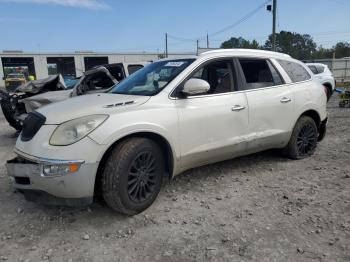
[[283, 116, 318, 159], [101, 138, 164, 215]]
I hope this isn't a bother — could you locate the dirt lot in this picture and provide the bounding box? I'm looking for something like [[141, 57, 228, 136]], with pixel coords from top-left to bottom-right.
[[0, 97, 349, 262]]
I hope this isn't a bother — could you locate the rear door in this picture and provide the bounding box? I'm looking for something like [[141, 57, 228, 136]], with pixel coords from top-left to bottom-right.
[[175, 58, 249, 170], [236, 58, 293, 151]]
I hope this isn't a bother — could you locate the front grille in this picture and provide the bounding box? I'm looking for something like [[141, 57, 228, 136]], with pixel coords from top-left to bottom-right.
[[21, 112, 46, 142]]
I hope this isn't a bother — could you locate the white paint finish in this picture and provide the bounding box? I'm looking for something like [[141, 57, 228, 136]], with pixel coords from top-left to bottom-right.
[[176, 92, 249, 170], [7, 160, 98, 198], [37, 93, 150, 124], [245, 85, 293, 149], [306, 63, 336, 90], [10, 49, 328, 199], [15, 125, 105, 163]]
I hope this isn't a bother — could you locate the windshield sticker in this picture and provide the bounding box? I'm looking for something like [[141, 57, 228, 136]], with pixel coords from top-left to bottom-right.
[[165, 61, 185, 67]]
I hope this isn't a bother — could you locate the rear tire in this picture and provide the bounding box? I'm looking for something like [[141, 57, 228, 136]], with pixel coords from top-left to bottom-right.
[[0, 98, 22, 131], [283, 116, 318, 159], [101, 138, 164, 215]]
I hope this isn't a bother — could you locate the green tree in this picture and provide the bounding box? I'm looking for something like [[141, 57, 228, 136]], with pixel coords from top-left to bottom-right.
[[264, 31, 317, 60], [312, 42, 350, 59], [220, 37, 261, 49], [312, 46, 333, 59], [333, 42, 350, 58]]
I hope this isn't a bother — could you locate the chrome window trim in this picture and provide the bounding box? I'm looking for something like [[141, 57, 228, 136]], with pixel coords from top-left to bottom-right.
[[168, 55, 313, 100]]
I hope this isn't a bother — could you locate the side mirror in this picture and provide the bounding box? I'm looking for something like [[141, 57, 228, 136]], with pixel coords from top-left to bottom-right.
[[181, 78, 210, 96]]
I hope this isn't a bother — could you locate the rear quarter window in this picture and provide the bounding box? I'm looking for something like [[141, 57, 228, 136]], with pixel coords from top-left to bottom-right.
[[308, 65, 318, 74], [278, 60, 311, 83], [315, 65, 325, 74]]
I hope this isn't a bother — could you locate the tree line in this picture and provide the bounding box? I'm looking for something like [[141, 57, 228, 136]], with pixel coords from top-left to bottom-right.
[[220, 31, 350, 60]]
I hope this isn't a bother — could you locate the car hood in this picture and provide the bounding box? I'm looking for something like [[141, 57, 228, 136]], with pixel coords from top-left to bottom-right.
[[37, 93, 151, 124], [20, 90, 72, 113]]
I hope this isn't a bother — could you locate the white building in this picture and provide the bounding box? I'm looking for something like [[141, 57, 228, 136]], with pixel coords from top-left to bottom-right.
[[0, 51, 194, 86]]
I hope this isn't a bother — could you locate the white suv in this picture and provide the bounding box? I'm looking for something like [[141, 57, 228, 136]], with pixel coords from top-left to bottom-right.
[[6, 49, 328, 215], [306, 63, 335, 100]]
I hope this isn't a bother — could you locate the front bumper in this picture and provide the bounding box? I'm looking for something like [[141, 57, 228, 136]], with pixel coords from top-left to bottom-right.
[[6, 150, 98, 206]]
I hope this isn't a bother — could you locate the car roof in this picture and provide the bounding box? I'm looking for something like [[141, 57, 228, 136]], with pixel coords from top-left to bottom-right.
[[200, 49, 292, 60], [306, 63, 327, 67]]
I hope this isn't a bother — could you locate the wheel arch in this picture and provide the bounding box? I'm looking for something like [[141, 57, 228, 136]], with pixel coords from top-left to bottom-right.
[[322, 82, 332, 90], [94, 131, 175, 196], [299, 109, 321, 131]]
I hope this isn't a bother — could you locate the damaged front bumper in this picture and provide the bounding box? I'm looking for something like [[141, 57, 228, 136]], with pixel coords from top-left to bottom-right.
[[6, 149, 98, 206]]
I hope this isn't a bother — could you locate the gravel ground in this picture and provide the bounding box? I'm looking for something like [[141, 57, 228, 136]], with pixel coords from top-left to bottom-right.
[[0, 96, 349, 262]]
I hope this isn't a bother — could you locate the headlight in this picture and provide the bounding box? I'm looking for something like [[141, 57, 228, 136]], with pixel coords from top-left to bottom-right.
[[50, 114, 108, 146]]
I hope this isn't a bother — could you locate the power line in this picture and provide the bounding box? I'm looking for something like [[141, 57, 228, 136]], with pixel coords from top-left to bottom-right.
[[167, 34, 197, 42], [167, 0, 272, 43], [209, 0, 272, 37]]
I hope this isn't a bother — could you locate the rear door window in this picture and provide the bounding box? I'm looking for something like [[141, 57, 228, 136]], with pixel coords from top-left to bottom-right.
[[277, 60, 311, 82], [239, 59, 283, 89]]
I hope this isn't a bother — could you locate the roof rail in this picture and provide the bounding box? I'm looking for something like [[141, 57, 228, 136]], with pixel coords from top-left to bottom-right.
[[201, 48, 291, 58]]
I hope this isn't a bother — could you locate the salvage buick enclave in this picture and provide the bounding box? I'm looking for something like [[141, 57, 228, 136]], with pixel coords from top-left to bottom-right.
[[6, 49, 328, 215]]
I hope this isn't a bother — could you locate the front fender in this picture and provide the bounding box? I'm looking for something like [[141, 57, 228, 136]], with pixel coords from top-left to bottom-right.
[[88, 121, 180, 175]]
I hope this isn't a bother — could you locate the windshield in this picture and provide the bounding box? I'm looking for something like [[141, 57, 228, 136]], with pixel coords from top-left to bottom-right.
[[109, 59, 195, 96]]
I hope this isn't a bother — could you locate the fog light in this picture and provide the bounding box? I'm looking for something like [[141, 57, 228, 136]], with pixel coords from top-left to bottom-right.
[[42, 163, 81, 177]]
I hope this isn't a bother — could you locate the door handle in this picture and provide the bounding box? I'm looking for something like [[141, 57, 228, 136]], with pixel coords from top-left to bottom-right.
[[280, 97, 291, 103], [231, 105, 245, 111]]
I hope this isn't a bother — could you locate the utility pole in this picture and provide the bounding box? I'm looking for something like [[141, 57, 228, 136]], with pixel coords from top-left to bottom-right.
[[196, 40, 199, 55], [165, 33, 168, 58], [272, 0, 277, 51], [206, 32, 209, 48]]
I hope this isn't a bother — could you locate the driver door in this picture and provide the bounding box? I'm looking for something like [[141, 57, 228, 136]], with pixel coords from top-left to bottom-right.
[[175, 58, 249, 170]]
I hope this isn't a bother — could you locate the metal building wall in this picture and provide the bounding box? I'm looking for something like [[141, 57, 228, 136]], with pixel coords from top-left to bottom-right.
[[0, 52, 194, 87]]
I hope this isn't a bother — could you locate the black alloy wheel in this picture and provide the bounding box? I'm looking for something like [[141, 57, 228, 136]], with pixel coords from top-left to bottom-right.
[[283, 116, 318, 159], [296, 123, 317, 156], [128, 151, 157, 203], [102, 137, 164, 215]]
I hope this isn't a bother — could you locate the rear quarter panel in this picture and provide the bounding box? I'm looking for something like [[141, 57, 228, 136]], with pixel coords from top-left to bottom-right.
[[291, 79, 327, 125]]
